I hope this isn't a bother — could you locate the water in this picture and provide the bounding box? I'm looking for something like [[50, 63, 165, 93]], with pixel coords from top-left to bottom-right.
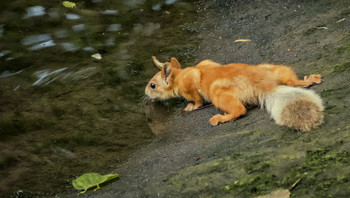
[[0, 0, 199, 196]]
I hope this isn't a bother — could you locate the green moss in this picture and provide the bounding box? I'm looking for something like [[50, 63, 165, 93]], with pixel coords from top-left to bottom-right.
[[224, 157, 280, 197], [320, 86, 349, 115], [223, 147, 350, 197], [166, 135, 350, 197], [290, 148, 350, 197], [225, 174, 280, 195], [335, 44, 350, 53], [332, 62, 350, 73], [243, 159, 271, 174]]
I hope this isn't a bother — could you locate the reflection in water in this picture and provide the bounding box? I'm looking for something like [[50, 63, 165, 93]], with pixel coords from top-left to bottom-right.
[[100, 10, 119, 15], [21, 34, 51, 46], [61, 42, 78, 52], [0, 0, 198, 196], [165, 0, 178, 5], [138, 22, 161, 36], [84, 46, 95, 51], [0, 50, 10, 57], [29, 40, 56, 51], [106, 24, 122, 32], [152, 0, 178, 10], [65, 13, 81, 20], [31, 67, 99, 86], [0, 70, 23, 78], [48, 8, 60, 18], [105, 37, 116, 46], [32, 68, 68, 86], [72, 24, 85, 32], [54, 29, 69, 39], [24, 6, 46, 18], [152, 3, 162, 11], [21, 34, 57, 51], [52, 147, 75, 159]]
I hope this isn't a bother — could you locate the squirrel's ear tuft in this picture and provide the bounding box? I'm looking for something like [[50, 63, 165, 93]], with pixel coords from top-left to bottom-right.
[[161, 63, 172, 84], [170, 57, 181, 69]]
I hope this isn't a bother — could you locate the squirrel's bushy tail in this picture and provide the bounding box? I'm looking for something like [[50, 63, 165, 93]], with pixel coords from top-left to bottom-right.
[[261, 86, 324, 131]]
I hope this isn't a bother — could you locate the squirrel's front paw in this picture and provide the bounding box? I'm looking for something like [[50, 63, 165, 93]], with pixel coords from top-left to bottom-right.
[[184, 103, 198, 111]]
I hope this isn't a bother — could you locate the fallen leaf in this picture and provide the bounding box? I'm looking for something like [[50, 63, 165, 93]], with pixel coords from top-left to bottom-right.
[[256, 189, 291, 198], [62, 1, 76, 8], [91, 53, 102, 60], [234, 39, 252, 42], [336, 18, 345, 23], [72, 173, 119, 193], [315, 26, 328, 30]]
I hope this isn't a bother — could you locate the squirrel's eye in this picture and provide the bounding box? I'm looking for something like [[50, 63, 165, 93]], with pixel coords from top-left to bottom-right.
[[150, 83, 156, 89]]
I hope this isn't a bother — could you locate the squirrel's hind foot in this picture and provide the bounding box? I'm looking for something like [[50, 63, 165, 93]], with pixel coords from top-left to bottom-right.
[[303, 74, 322, 86]]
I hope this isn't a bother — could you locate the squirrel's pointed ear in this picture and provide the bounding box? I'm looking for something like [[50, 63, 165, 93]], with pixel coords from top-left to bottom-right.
[[161, 63, 172, 84], [170, 57, 181, 69]]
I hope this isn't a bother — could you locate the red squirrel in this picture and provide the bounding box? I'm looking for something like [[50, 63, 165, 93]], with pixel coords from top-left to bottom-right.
[[145, 56, 324, 131]]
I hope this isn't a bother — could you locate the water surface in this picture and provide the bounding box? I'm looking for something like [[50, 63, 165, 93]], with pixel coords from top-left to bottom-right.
[[0, 0, 199, 196]]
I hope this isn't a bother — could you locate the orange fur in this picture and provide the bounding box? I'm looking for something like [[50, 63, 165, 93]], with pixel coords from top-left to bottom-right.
[[145, 57, 322, 129]]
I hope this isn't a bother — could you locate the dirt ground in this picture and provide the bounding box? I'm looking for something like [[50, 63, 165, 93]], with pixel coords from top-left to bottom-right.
[[64, 0, 350, 197]]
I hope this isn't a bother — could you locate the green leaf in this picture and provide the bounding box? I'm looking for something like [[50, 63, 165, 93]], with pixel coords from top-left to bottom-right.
[[72, 173, 119, 193], [62, 1, 76, 8]]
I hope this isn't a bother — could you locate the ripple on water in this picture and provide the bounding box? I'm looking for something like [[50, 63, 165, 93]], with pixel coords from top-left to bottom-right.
[[24, 6, 46, 18]]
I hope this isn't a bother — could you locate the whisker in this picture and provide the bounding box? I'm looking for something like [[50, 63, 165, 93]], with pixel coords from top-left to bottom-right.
[[138, 95, 152, 113], [150, 100, 157, 113]]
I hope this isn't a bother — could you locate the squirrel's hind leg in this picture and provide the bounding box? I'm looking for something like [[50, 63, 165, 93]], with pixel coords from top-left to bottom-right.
[[209, 92, 246, 126], [276, 66, 322, 87]]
